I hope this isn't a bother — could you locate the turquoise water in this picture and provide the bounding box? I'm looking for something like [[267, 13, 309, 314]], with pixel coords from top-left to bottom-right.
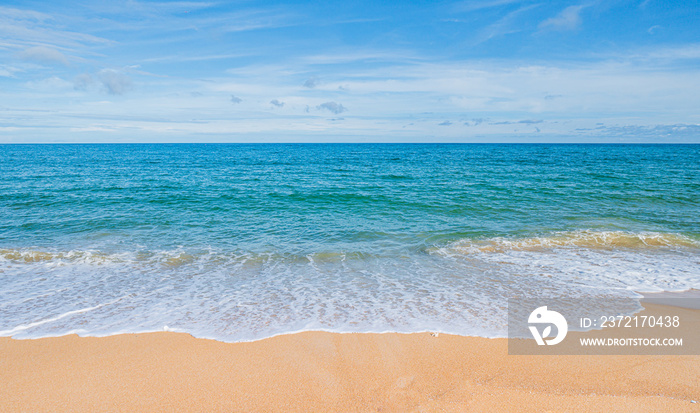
[[1, 144, 699, 341]]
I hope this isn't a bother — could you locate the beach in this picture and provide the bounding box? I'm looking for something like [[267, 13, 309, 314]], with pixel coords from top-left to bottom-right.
[[2, 302, 698, 412], [3, 0, 700, 409], [1, 144, 698, 411]]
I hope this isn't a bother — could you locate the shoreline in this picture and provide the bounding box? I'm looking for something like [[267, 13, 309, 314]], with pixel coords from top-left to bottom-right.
[[5, 288, 698, 345], [1, 302, 698, 412]]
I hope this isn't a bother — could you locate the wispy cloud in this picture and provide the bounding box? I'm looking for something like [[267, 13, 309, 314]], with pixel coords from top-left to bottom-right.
[[453, 0, 528, 13], [217, 8, 300, 33], [140, 53, 254, 64], [490, 119, 542, 125], [575, 123, 700, 140], [539, 5, 585, 32], [474, 4, 540, 44], [17, 46, 69, 65], [544, 94, 562, 100], [0, 65, 21, 77], [116, 1, 216, 14], [270, 99, 285, 107], [647, 25, 661, 35], [25, 75, 73, 91], [73, 73, 93, 90], [299, 50, 421, 65], [623, 44, 700, 60], [0, 7, 111, 50]]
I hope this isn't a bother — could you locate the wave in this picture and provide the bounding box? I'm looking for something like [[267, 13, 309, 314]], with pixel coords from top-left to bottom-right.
[[2, 231, 698, 267], [1, 230, 699, 342], [0, 247, 378, 267], [0, 248, 121, 264], [436, 231, 700, 255]]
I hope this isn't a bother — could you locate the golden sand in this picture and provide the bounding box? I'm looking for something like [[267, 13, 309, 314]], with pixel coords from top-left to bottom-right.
[[1, 307, 698, 412]]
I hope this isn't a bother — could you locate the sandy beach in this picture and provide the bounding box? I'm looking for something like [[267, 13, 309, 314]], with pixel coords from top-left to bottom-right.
[[1, 303, 698, 412], [3, 0, 700, 409]]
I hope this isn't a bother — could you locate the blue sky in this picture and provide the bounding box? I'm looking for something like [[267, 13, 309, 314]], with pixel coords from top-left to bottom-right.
[[1, 0, 699, 142]]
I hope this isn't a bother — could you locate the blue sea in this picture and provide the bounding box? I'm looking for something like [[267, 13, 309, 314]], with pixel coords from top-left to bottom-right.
[[1, 144, 698, 341]]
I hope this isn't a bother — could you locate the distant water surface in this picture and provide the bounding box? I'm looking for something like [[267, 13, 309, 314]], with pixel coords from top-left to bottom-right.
[[0, 144, 698, 341]]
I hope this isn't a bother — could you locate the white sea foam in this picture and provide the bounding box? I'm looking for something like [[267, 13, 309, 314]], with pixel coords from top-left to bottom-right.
[[0, 298, 123, 336], [0, 232, 698, 342]]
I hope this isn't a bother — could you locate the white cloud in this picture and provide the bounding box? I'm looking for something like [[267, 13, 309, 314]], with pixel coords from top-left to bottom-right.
[[299, 50, 420, 65], [539, 5, 585, 31], [629, 44, 700, 60], [205, 56, 700, 126], [0, 65, 21, 77], [575, 123, 700, 139], [25, 76, 73, 90], [317, 102, 347, 114], [17, 46, 69, 65], [218, 8, 299, 33], [73, 73, 93, 91], [2, 39, 700, 142], [140, 53, 253, 64], [475, 4, 540, 44], [99, 69, 133, 95], [0, 8, 110, 50], [0, 6, 52, 23], [303, 77, 319, 88]]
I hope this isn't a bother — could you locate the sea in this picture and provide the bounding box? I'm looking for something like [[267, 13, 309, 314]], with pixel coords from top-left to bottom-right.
[[0, 143, 698, 342]]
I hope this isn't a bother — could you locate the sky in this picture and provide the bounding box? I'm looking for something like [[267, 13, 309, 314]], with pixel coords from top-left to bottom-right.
[[1, 0, 700, 142]]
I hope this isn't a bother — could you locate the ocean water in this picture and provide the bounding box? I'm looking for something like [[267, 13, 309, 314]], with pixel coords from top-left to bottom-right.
[[0, 143, 698, 341]]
